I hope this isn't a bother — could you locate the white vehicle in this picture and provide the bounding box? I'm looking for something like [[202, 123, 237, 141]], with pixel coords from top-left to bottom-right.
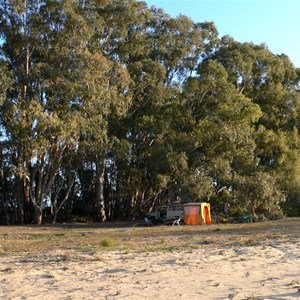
[[147, 203, 183, 223]]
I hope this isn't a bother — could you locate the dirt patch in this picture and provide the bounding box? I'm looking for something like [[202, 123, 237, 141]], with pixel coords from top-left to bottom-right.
[[0, 218, 299, 254]]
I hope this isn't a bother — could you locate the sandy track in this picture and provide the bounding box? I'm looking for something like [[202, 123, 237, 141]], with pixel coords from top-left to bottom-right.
[[1, 241, 299, 300]]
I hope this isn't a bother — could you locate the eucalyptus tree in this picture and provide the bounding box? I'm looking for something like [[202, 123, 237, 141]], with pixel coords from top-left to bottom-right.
[[101, 3, 221, 218], [0, 61, 13, 221], [214, 37, 300, 217], [0, 0, 130, 224], [183, 59, 263, 212]]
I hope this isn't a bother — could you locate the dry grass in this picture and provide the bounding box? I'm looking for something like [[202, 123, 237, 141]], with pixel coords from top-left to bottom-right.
[[0, 218, 299, 257]]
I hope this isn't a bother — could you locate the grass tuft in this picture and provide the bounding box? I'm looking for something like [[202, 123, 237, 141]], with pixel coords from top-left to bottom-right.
[[100, 237, 116, 248]]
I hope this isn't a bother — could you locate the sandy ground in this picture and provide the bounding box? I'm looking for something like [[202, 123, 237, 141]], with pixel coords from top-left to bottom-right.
[[0, 241, 299, 300]]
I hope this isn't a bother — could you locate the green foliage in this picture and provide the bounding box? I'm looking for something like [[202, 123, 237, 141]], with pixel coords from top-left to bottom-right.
[[0, 0, 299, 224], [0, 64, 12, 106]]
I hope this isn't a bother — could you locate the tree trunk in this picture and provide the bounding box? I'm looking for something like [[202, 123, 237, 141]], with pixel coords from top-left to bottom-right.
[[51, 202, 58, 224], [0, 146, 9, 225], [95, 160, 106, 222], [51, 170, 76, 224], [104, 169, 112, 220], [0, 171, 9, 224], [23, 175, 32, 224], [30, 152, 63, 224], [251, 198, 257, 218], [15, 175, 24, 224], [34, 205, 43, 225]]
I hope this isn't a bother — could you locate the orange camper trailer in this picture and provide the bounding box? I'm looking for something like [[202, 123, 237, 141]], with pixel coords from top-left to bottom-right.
[[183, 203, 212, 225]]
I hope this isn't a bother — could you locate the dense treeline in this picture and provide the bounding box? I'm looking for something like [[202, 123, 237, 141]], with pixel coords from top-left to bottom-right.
[[0, 0, 299, 224]]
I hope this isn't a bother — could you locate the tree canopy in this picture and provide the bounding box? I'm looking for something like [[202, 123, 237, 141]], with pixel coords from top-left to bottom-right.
[[0, 0, 299, 224]]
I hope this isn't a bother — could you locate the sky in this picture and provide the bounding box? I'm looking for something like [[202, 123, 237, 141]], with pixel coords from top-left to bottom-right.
[[144, 0, 300, 67]]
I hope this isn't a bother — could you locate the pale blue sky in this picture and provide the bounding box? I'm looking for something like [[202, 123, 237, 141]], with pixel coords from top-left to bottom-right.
[[144, 0, 300, 67]]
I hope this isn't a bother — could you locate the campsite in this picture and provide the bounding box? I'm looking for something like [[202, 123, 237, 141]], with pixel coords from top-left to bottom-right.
[[1, 0, 300, 298], [1, 218, 299, 299]]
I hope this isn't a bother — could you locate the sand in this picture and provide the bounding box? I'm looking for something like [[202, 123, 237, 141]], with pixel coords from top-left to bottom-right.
[[0, 241, 299, 300]]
